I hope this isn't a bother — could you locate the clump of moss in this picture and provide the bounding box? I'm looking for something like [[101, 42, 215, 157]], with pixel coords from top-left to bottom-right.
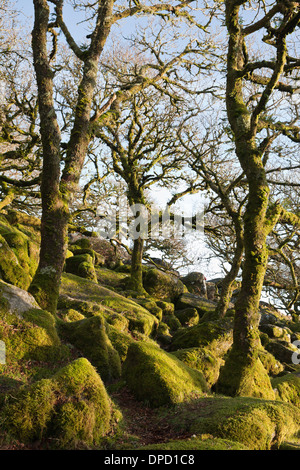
[[0, 216, 40, 290], [272, 373, 300, 407], [95, 267, 128, 290], [171, 347, 222, 387], [58, 315, 121, 382], [175, 293, 216, 317], [175, 308, 199, 327], [169, 319, 233, 358], [60, 308, 85, 322], [65, 254, 97, 282], [106, 324, 134, 363], [162, 314, 181, 332], [164, 395, 300, 450], [122, 341, 209, 408], [155, 300, 175, 316], [258, 348, 284, 377], [135, 298, 163, 321], [1, 358, 113, 448]]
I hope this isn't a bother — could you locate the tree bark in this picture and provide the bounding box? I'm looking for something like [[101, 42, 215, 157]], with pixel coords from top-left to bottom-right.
[[216, 0, 283, 398], [29, 0, 114, 313], [128, 236, 145, 293], [29, 0, 68, 313]]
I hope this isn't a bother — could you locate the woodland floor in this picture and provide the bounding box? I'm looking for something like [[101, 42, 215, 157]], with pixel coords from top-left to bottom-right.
[[109, 386, 192, 449]]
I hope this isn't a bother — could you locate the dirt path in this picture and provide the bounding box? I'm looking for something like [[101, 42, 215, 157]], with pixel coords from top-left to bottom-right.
[[110, 387, 190, 447]]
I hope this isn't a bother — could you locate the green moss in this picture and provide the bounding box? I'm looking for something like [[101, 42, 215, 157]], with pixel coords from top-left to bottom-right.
[[155, 300, 175, 316], [58, 294, 106, 318], [60, 273, 158, 336], [78, 261, 98, 282], [60, 308, 85, 322], [95, 267, 128, 289], [106, 324, 134, 363], [103, 311, 129, 332], [0, 216, 40, 289], [0, 307, 66, 364], [139, 436, 248, 450], [169, 319, 233, 357], [175, 308, 199, 326], [143, 268, 186, 302], [65, 254, 97, 282], [122, 341, 209, 408], [162, 314, 181, 331], [58, 315, 121, 382], [1, 358, 113, 448], [1, 377, 57, 442], [272, 373, 300, 407], [70, 238, 91, 250], [0, 234, 30, 290], [135, 298, 163, 320], [165, 396, 300, 450], [258, 348, 284, 377], [171, 347, 222, 388], [217, 347, 275, 400]]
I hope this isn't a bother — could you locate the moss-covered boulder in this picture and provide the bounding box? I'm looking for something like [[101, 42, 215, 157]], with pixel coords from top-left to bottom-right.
[[180, 272, 207, 297], [169, 319, 233, 358], [162, 313, 182, 332], [143, 268, 186, 302], [0, 214, 40, 290], [122, 342, 209, 408], [258, 348, 284, 377], [155, 300, 174, 315], [1, 358, 113, 448], [171, 347, 222, 388], [259, 302, 290, 327], [175, 293, 217, 317], [175, 308, 199, 327], [58, 315, 121, 382], [134, 298, 163, 321], [60, 273, 158, 337], [0, 280, 65, 366], [106, 324, 134, 363], [65, 254, 97, 282], [272, 373, 300, 408], [164, 396, 300, 450], [265, 339, 298, 365], [95, 266, 129, 290], [260, 323, 292, 342]]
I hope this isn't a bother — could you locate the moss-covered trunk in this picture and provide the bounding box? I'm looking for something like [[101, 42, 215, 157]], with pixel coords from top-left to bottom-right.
[[128, 236, 145, 293], [216, 0, 285, 398], [29, 0, 114, 314], [29, 0, 68, 313]]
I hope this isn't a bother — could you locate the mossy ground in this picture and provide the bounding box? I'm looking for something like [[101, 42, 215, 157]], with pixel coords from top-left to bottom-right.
[[159, 395, 300, 450]]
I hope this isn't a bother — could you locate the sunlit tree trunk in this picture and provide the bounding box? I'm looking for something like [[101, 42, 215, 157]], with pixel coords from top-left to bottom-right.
[[29, 0, 114, 313]]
